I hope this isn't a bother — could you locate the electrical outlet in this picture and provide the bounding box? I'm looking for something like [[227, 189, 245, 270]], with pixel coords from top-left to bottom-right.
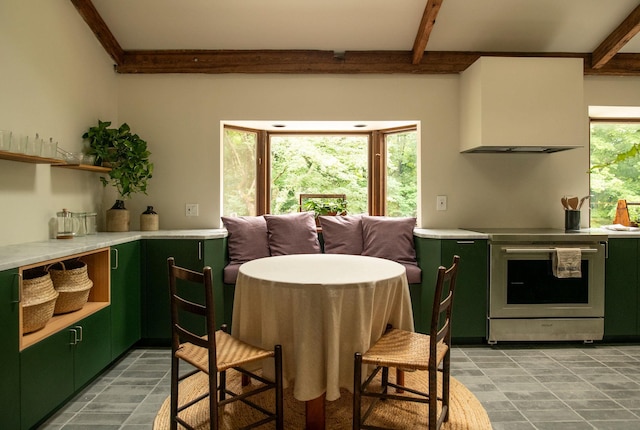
[[436, 195, 447, 211], [185, 203, 199, 217]]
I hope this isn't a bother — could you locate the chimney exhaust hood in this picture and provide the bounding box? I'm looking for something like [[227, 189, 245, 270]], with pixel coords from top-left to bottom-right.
[[460, 57, 587, 154]]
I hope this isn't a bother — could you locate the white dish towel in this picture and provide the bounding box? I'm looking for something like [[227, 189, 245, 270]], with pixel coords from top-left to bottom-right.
[[552, 248, 582, 278]]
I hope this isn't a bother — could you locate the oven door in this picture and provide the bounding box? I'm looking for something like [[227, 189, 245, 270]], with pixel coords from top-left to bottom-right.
[[489, 242, 605, 318]]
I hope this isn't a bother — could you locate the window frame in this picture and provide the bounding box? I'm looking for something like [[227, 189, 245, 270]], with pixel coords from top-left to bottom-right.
[[224, 124, 417, 216]]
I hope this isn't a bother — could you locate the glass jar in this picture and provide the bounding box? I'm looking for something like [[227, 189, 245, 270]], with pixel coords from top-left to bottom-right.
[[85, 212, 97, 235]]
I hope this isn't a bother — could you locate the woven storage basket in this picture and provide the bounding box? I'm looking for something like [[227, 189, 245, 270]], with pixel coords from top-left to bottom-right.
[[48, 260, 93, 315], [22, 269, 59, 334]]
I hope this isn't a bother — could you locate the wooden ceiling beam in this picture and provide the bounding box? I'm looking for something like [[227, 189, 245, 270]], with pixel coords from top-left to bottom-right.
[[70, 0, 124, 64], [592, 3, 640, 69], [412, 0, 444, 65], [115, 50, 640, 75]]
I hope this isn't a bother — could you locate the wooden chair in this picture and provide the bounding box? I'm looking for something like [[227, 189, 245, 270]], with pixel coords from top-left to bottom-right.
[[168, 257, 283, 430], [353, 255, 461, 430]]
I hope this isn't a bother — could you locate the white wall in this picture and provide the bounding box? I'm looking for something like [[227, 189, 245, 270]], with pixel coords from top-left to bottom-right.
[[3, 1, 640, 245], [0, 0, 117, 246]]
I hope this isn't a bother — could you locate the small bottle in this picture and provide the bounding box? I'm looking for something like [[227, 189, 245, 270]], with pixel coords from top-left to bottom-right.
[[140, 206, 159, 231]]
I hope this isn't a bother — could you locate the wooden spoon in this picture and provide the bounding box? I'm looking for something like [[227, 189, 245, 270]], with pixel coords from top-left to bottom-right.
[[561, 196, 569, 210], [578, 195, 591, 209], [567, 196, 579, 210]]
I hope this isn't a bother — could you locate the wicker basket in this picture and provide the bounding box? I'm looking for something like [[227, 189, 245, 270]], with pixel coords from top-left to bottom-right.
[[22, 269, 59, 334], [48, 260, 93, 314]]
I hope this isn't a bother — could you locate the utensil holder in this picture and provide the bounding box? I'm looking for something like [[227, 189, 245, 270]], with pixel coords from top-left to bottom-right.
[[565, 210, 581, 232]]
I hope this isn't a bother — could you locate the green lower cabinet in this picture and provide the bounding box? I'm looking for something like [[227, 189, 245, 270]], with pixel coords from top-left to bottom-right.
[[111, 241, 142, 359], [604, 238, 639, 338], [415, 237, 488, 340], [0, 269, 20, 429], [20, 308, 111, 429], [142, 238, 226, 344]]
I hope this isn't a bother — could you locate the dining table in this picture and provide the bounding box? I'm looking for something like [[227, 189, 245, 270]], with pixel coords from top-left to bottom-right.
[[231, 253, 414, 429]]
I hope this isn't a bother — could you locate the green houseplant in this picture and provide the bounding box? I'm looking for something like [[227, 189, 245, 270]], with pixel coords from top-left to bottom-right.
[[83, 120, 154, 231], [303, 197, 347, 226]]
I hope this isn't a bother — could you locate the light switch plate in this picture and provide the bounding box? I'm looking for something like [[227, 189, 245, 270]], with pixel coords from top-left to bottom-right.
[[436, 195, 447, 211]]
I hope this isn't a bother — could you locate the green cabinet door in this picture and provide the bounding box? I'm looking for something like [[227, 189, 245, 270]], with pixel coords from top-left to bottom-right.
[[604, 238, 638, 338], [0, 269, 20, 429], [20, 328, 75, 430], [415, 237, 488, 340], [111, 241, 142, 359], [74, 308, 112, 387], [20, 308, 111, 429], [142, 239, 203, 343], [442, 239, 488, 339]]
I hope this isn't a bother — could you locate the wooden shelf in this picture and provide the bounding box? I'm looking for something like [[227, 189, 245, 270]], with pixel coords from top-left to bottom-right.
[[53, 164, 111, 173], [0, 149, 63, 165], [19, 248, 111, 351]]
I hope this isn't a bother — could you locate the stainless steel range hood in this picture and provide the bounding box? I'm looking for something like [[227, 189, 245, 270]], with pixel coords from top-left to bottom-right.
[[460, 57, 587, 154]]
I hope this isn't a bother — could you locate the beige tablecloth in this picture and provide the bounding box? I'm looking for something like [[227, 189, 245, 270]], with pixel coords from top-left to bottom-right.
[[231, 254, 414, 402]]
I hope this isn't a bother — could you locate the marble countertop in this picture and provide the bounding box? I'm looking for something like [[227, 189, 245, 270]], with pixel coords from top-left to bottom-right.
[[3, 227, 638, 272], [0, 229, 227, 271]]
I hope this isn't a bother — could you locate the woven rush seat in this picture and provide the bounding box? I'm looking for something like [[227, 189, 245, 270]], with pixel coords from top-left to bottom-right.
[[175, 331, 275, 373], [361, 328, 449, 371]]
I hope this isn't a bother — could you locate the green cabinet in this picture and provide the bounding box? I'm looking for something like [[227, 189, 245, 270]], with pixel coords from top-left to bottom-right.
[[20, 308, 111, 429], [415, 237, 488, 340], [0, 269, 20, 429], [111, 241, 142, 359], [141, 238, 226, 344], [604, 238, 639, 338]]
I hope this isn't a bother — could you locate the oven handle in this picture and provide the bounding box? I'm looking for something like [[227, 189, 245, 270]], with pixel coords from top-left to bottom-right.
[[503, 248, 599, 254]]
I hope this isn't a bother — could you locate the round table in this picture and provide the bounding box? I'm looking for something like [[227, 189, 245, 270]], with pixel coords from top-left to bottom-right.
[[231, 254, 414, 429]]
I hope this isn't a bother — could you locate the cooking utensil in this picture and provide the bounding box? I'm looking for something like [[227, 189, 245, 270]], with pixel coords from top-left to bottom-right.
[[578, 195, 591, 210], [567, 196, 579, 210], [561, 196, 569, 210]]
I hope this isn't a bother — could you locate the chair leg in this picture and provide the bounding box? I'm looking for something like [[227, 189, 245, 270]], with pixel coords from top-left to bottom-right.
[[442, 352, 451, 422], [381, 366, 389, 396], [170, 355, 179, 430], [353, 353, 362, 430], [275, 345, 284, 430], [429, 364, 438, 430], [210, 368, 218, 430], [219, 370, 226, 401]]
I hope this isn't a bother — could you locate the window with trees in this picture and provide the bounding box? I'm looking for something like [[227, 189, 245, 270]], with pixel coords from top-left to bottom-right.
[[222, 125, 418, 218], [590, 121, 640, 226]]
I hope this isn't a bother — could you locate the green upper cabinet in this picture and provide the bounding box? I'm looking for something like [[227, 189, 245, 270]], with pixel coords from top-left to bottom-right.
[[0, 269, 20, 429], [141, 238, 226, 344], [415, 237, 488, 341], [110, 241, 142, 359], [604, 238, 639, 338]]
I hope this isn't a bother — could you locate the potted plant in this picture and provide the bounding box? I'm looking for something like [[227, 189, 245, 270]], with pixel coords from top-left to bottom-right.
[[303, 198, 347, 225], [83, 120, 154, 232]]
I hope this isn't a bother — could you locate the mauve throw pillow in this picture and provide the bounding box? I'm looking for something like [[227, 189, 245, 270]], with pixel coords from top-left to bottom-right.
[[361, 216, 417, 265], [264, 212, 321, 255], [319, 215, 363, 255], [221, 216, 270, 263]]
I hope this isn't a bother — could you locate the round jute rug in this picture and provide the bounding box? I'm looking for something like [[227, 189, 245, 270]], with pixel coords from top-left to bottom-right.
[[153, 369, 492, 429]]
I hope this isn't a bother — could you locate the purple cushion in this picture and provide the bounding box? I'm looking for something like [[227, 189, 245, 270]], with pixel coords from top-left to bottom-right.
[[319, 215, 363, 255], [223, 262, 242, 284], [361, 216, 417, 265], [221, 216, 270, 263], [264, 212, 321, 255], [403, 263, 422, 284]]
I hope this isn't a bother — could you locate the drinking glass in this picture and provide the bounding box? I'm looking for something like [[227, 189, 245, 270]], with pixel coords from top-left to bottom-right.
[[0, 130, 11, 151]]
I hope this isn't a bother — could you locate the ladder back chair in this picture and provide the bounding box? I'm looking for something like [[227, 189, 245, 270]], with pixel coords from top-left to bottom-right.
[[168, 257, 284, 430], [353, 255, 461, 430]]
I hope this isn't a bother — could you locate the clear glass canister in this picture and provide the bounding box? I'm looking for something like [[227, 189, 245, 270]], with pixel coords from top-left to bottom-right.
[[72, 212, 86, 236], [85, 212, 97, 235]]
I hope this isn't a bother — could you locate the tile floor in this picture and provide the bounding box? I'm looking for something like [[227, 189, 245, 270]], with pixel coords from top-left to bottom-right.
[[39, 343, 640, 429]]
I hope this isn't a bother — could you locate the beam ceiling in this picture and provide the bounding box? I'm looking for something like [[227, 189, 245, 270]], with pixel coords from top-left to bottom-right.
[[71, 0, 640, 76]]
